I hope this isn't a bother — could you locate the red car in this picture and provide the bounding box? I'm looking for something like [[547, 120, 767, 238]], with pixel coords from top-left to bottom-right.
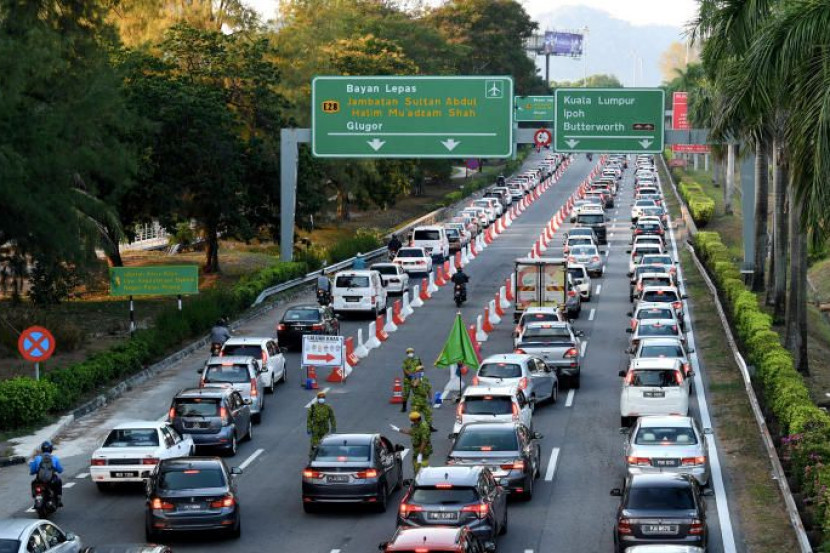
[[380, 526, 492, 552]]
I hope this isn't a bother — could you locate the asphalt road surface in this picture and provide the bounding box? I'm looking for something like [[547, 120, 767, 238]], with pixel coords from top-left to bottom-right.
[[0, 152, 738, 552]]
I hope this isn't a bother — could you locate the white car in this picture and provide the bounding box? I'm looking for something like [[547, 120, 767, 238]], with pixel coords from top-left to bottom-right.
[[628, 244, 665, 276], [567, 264, 592, 300], [512, 307, 566, 348], [619, 358, 690, 427], [393, 246, 433, 274], [370, 262, 410, 295], [624, 415, 711, 486], [473, 353, 558, 404], [220, 337, 286, 392], [628, 302, 682, 332], [628, 319, 685, 351], [632, 235, 666, 252], [0, 519, 82, 553], [452, 385, 533, 436], [633, 337, 695, 379], [90, 421, 194, 489], [631, 199, 657, 221]]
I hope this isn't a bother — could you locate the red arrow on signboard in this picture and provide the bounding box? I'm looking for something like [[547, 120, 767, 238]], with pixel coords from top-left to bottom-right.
[[307, 353, 336, 362]]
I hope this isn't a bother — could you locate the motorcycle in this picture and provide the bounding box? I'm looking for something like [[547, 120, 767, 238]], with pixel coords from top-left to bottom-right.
[[454, 283, 467, 307], [316, 288, 332, 306], [32, 480, 58, 518]]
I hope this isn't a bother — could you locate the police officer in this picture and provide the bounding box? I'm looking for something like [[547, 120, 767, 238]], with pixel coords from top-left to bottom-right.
[[410, 369, 437, 432], [306, 391, 336, 456], [395, 412, 432, 475], [401, 347, 422, 412]]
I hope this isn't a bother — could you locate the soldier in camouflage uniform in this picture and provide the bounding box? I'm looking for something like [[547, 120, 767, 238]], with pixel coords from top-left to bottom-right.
[[306, 391, 336, 456], [401, 347, 422, 412], [398, 411, 432, 475], [410, 369, 437, 432]]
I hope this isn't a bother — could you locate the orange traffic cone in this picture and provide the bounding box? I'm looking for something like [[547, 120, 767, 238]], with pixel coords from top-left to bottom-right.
[[304, 366, 319, 390], [482, 307, 495, 333], [389, 377, 404, 404]]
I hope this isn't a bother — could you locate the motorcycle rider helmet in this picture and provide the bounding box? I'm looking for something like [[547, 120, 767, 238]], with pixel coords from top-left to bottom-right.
[[41, 441, 53, 453]]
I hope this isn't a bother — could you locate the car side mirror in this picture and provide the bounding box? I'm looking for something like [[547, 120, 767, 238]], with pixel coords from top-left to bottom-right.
[[625, 328, 633, 334], [402, 478, 413, 488], [484, 543, 497, 553], [618, 370, 626, 378], [378, 542, 389, 551], [448, 433, 456, 440], [576, 330, 585, 337], [703, 427, 713, 434], [687, 347, 695, 354], [681, 294, 689, 299], [688, 370, 695, 377], [196, 367, 204, 374], [702, 488, 715, 497], [610, 488, 623, 497], [619, 427, 630, 435], [533, 432, 544, 440], [65, 532, 78, 542], [626, 311, 633, 317], [243, 398, 252, 405], [626, 249, 632, 254], [230, 466, 243, 475], [394, 444, 405, 452]]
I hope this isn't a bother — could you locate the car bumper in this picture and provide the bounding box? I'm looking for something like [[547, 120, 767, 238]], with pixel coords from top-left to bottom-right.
[[302, 481, 380, 503], [626, 465, 710, 486], [148, 507, 239, 533], [188, 429, 235, 448], [91, 465, 154, 483], [617, 533, 706, 550], [280, 328, 327, 346], [397, 517, 497, 543]]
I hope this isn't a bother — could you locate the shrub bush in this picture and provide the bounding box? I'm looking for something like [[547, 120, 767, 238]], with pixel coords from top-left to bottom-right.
[[678, 180, 715, 226], [326, 228, 383, 263], [0, 378, 58, 429]]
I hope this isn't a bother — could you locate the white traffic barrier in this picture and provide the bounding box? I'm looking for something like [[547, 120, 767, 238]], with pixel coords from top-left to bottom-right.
[[499, 286, 511, 310], [384, 307, 398, 333], [475, 314, 489, 342], [427, 271, 439, 293], [460, 245, 470, 266], [510, 272, 516, 295], [365, 322, 382, 350], [402, 291, 415, 317], [448, 260, 457, 278], [354, 328, 370, 359], [488, 299, 502, 325], [410, 285, 424, 308]]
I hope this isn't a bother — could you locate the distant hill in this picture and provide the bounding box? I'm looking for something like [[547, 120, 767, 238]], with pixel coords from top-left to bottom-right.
[[532, 6, 685, 87]]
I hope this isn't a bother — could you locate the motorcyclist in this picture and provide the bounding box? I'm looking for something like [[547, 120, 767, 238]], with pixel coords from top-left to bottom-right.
[[316, 274, 332, 305], [451, 267, 469, 302], [29, 441, 63, 507], [209, 318, 231, 352], [387, 234, 402, 260]]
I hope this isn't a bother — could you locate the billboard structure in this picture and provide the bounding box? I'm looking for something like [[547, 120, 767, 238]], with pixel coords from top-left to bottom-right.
[[544, 31, 584, 57]]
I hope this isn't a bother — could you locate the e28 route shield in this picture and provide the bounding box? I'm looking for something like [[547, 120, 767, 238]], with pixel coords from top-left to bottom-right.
[[18, 325, 56, 362]]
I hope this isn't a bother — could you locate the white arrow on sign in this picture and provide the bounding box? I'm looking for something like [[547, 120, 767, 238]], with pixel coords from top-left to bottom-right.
[[441, 139, 461, 151], [565, 139, 580, 148], [638, 139, 654, 149], [367, 138, 386, 151]]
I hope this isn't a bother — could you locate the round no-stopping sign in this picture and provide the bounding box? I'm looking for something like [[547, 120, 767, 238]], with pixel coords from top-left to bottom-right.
[[534, 128, 552, 148], [18, 326, 56, 362]]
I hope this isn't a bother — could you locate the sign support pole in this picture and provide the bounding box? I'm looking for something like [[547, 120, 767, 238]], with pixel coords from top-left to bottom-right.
[[280, 128, 311, 262], [177, 294, 182, 311], [129, 295, 135, 337], [34, 362, 39, 381]]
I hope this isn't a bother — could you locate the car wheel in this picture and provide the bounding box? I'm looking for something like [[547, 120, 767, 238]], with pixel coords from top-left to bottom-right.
[[145, 516, 159, 542], [572, 374, 581, 389], [551, 384, 558, 404], [252, 411, 262, 424], [226, 432, 238, 457], [95, 482, 111, 493], [282, 365, 288, 383], [268, 375, 276, 394], [228, 516, 241, 539], [499, 508, 508, 535], [375, 484, 388, 513], [523, 473, 534, 501], [303, 502, 319, 514], [244, 419, 253, 442]]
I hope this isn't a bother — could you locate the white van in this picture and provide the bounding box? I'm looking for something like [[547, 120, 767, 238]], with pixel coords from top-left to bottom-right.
[[411, 226, 449, 261], [332, 270, 388, 316]]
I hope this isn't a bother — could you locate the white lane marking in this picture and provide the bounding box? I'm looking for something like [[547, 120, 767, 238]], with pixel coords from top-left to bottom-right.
[[544, 447, 560, 481], [605, 247, 611, 257], [589, 308, 596, 321], [331, 550, 341, 553], [304, 387, 331, 409], [580, 340, 588, 357], [610, 232, 615, 238], [75, 473, 89, 479], [565, 389, 575, 408], [525, 550, 534, 553], [239, 448, 264, 471], [25, 508, 35, 513], [660, 174, 737, 552], [401, 448, 410, 460], [63, 482, 76, 489], [595, 284, 602, 296]]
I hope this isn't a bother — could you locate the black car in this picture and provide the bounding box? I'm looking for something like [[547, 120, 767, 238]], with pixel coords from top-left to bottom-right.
[[145, 457, 242, 541], [576, 212, 607, 245], [277, 304, 339, 349], [168, 387, 252, 456], [446, 422, 542, 500], [633, 220, 666, 238], [396, 466, 508, 549], [82, 546, 173, 553], [611, 474, 710, 552], [302, 433, 405, 513]]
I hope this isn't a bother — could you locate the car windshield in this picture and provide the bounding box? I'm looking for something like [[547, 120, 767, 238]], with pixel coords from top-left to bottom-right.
[[0, 541, 19, 553], [463, 396, 513, 415], [396, 249, 423, 258], [221, 344, 262, 358], [638, 323, 679, 337], [372, 265, 398, 276], [578, 214, 604, 225], [284, 308, 321, 321], [414, 230, 441, 240], [336, 275, 370, 288], [568, 268, 587, 279], [454, 428, 519, 452], [204, 364, 250, 384], [159, 467, 226, 490], [642, 290, 679, 303], [478, 363, 522, 379], [313, 443, 371, 462], [640, 345, 684, 358], [103, 428, 159, 448], [638, 309, 674, 321], [410, 487, 479, 504], [627, 485, 695, 510], [629, 369, 681, 387], [643, 207, 664, 216], [635, 426, 698, 445], [174, 398, 220, 417]]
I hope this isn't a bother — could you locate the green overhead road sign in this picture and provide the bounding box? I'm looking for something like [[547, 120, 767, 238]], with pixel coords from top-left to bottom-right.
[[311, 76, 513, 158], [109, 266, 199, 296], [553, 88, 665, 153], [515, 95, 554, 122]]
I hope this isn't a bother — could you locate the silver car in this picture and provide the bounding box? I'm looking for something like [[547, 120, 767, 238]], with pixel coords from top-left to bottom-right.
[[568, 245, 603, 277], [0, 518, 82, 553], [623, 415, 711, 486], [473, 354, 557, 405], [201, 356, 267, 423]]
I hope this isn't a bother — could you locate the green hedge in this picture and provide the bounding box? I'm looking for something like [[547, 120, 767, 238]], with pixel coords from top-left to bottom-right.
[[1, 261, 308, 431], [693, 230, 830, 545], [678, 181, 715, 226]]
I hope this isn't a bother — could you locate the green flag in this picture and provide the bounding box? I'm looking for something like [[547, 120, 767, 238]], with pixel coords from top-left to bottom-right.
[[435, 313, 480, 369]]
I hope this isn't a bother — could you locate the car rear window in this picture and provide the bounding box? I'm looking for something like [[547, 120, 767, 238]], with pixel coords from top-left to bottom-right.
[[446, 228, 460, 239], [414, 230, 441, 241], [521, 326, 571, 341], [568, 268, 587, 279], [640, 345, 684, 358], [637, 223, 662, 232], [335, 275, 370, 288], [463, 396, 513, 415], [629, 370, 681, 387], [314, 444, 371, 462], [478, 363, 522, 379], [221, 344, 262, 358], [396, 249, 423, 258], [284, 308, 321, 321], [638, 323, 679, 337], [454, 428, 519, 452], [577, 214, 604, 225], [635, 426, 698, 445], [571, 246, 597, 256], [0, 541, 19, 553], [643, 256, 673, 266], [642, 290, 679, 303], [641, 277, 672, 287], [372, 265, 398, 276], [174, 398, 220, 417], [637, 309, 674, 321], [627, 486, 695, 510], [203, 364, 250, 384], [103, 428, 160, 448], [159, 467, 226, 490], [410, 486, 479, 504]]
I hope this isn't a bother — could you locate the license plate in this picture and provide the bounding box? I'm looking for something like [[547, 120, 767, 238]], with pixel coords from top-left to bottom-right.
[[427, 512, 458, 521], [642, 524, 678, 535], [653, 459, 679, 467], [326, 475, 349, 483], [180, 503, 205, 511], [111, 471, 138, 478], [345, 297, 360, 303], [643, 391, 665, 398]]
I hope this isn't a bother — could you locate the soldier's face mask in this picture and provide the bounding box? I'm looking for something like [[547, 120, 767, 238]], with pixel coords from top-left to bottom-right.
[[317, 398, 326, 404], [407, 353, 414, 358]]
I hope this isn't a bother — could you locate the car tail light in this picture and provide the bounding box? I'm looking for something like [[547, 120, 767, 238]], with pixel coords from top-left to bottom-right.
[[91, 458, 106, 466], [683, 363, 691, 375], [568, 256, 576, 263], [617, 518, 633, 534], [311, 324, 324, 331], [142, 457, 159, 465], [210, 494, 236, 508], [626, 456, 650, 466], [501, 460, 524, 471], [461, 503, 490, 518], [199, 377, 205, 388], [355, 469, 378, 479], [278, 324, 286, 331], [302, 469, 323, 479], [250, 377, 258, 398], [220, 406, 230, 424], [682, 456, 707, 467], [511, 403, 520, 421], [635, 229, 643, 234], [690, 519, 705, 534], [456, 402, 464, 423], [168, 407, 176, 420], [518, 377, 528, 390], [568, 290, 576, 297], [563, 246, 569, 254], [513, 348, 526, 354], [675, 370, 684, 385], [471, 376, 480, 385], [151, 498, 175, 511], [399, 503, 423, 518], [673, 301, 682, 310], [592, 256, 600, 262], [637, 283, 643, 292], [564, 348, 578, 359]]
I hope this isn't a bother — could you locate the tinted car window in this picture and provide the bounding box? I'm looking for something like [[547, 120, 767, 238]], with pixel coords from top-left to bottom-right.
[[221, 345, 262, 358], [159, 467, 226, 490], [203, 364, 250, 384], [578, 214, 604, 225], [640, 345, 685, 358], [455, 429, 519, 451], [396, 249, 424, 258], [636, 427, 697, 445], [414, 230, 441, 240], [410, 486, 479, 504], [630, 370, 681, 387], [103, 428, 160, 448], [0, 541, 18, 553], [638, 309, 674, 321], [478, 363, 522, 378], [571, 246, 598, 256], [628, 485, 695, 510], [638, 324, 679, 337], [446, 228, 460, 239], [463, 396, 513, 415], [521, 327, 571, 341], [641, 277, 672, 287], [642, 290, 679, 303], [336, 275, 370, 288], [372, 266, 398, 276], [174, 398, 220, 416], [314, 444, 371, 462], [284, 308, 321, 321]]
